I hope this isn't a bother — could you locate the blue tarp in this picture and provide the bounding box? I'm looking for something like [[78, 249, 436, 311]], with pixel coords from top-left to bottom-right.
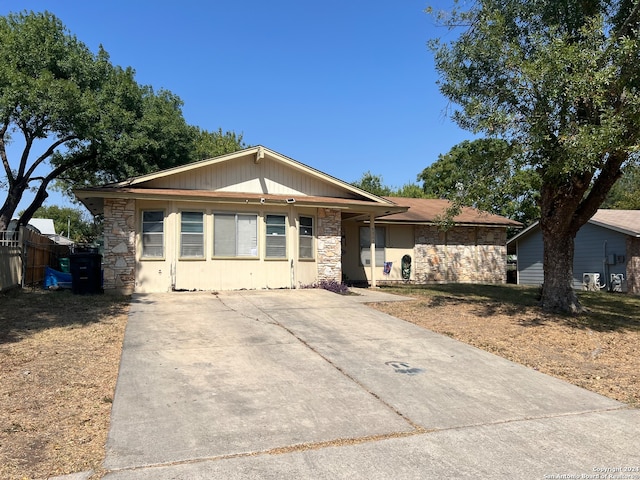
[[44, 266, 72, 289]]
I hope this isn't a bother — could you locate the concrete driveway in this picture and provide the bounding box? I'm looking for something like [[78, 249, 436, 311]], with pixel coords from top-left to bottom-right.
[[103, 289, 639, 479]]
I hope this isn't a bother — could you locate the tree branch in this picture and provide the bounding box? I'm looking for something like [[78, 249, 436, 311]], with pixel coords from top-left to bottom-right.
[[0, 122, 14, 185], [22, 135, 78, 181], [17, 150, 92, 227], [615, 0, 640, 40]]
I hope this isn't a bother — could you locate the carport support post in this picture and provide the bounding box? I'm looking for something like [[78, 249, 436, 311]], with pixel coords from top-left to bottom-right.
[[370, 214, 377, 288]]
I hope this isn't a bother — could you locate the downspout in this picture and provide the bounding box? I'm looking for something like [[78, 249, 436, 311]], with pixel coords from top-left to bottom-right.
[[370, 213, 376, 288]]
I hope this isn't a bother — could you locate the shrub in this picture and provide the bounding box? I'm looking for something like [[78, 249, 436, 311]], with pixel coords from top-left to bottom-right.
[[299, 279, 350, 294]]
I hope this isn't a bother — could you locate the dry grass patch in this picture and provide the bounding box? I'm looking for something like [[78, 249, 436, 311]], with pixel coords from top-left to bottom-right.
[[372, 284, 640, 407], [0, 289, 129, 480]]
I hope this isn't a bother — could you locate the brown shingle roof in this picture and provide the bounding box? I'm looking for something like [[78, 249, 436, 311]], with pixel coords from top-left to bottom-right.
[[381, 197, 522, 227], [589, 209, 640, 236]]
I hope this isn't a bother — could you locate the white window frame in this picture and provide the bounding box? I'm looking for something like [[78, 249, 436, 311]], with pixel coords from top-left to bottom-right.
[[141, 210, 165, 259], [213, 213, 258, 258], [265, 214, 287, 259], [299, 216, 314, 260], [180, 211, 205, 259]]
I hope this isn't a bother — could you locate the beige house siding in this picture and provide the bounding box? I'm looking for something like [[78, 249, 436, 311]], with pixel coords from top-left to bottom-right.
[[101, 198, 331, 293], [103, 198, 136, 294], [627, 237, 640, 295], [316, 208, 342, 283], [144, 155, 350, 198]]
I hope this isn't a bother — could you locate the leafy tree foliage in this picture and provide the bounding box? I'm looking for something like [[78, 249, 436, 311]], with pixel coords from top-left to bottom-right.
[[0, 11, 245, 231], [430, 0, 640, 313], [393, 182, 429, 199], [26, 205, 98, 243], [351, 171, 426, 198], [602, 162, 640, 209], [192, 128, 246, 162], [351, 171, 393, 196], [418, 139, 540, 226]]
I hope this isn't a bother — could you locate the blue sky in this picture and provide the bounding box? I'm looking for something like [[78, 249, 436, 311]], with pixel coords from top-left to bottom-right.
[[3, 0, 472, 211]]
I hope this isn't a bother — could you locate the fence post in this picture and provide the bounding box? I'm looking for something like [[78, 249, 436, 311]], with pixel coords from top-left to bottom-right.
[[19, 226, 26, 288]]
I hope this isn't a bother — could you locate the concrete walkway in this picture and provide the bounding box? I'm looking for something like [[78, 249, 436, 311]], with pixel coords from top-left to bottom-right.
[[103, 289, 639, 479]]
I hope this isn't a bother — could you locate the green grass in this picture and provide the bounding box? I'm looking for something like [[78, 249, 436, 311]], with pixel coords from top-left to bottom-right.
[[380, 283, 640, 332]]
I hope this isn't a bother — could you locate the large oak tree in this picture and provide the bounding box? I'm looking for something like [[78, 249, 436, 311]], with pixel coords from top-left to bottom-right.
[[430, 0, 640, 313], [0, 11, 245, 231]]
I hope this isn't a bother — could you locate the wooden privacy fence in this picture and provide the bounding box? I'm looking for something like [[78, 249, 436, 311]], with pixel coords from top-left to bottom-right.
[[0, 227, 71, 291]]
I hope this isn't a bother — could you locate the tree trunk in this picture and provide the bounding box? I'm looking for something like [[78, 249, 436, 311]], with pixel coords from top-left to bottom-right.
[[540, 226, 582, 313], [17, 184, 49, 229], [0, 183, 27, 231]]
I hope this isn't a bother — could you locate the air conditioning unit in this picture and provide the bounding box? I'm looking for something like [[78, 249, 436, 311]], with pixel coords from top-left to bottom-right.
[[583, 273, 605, 291], [610, 273, 625, 293]]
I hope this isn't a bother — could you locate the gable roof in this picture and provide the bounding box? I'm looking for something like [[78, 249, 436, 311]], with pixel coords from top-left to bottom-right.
[[108, 146, 390, 204], [507, 209, 640, 246], [378, 197, 523, 227], [74, 146, 406, 217]]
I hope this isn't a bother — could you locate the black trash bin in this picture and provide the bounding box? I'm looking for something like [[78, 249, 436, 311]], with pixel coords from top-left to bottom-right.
[[70, 252, 103, 294]]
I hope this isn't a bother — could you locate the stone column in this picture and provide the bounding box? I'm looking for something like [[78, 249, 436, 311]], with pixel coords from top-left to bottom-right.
[[317, 208, 341, 283], [103, 198, 136, 294]]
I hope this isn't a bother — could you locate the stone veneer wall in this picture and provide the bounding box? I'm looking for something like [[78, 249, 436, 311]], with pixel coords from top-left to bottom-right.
[[413, 225, 507, 284], [103, 198, 136, 293], [316, 208, 342, 283], [627, 237, 640, 295]]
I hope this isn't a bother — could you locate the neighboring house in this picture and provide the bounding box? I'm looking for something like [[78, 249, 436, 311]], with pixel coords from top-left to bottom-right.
[[74, 146, 519, 294], [507, 209, 640, 294], [7, 218, 74, 246], [342, 197, 521, 285]]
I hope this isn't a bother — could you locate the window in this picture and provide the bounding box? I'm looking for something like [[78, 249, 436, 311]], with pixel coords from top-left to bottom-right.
[[180, 211, 204, 258], [142, 211, 164, 258], [299, 216, 314, 259], [359, 226, 385, 266], [265, 214, 287, 258], [214, 213, 257, 257]]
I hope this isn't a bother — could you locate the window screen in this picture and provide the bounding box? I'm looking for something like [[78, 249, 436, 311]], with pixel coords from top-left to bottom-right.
[[142, 211, 164, 258], [265, 214, 286, 258], [180, 211, 204, 258], [299, 216, 314, 259]]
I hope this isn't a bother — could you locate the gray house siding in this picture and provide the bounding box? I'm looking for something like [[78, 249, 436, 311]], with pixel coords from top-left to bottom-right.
[[516, 230, 544, 286], [515, 223, 628, 290], [572, 223, 627, 289]]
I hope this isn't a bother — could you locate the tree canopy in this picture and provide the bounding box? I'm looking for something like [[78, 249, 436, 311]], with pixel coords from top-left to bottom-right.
[[430, 0, 640, 313], [351, 171, 427, 198], [418, 138, 540, 226], [602, 162, 640, 209], [25, 205, 98, 243], [0, 11, 245, 231]]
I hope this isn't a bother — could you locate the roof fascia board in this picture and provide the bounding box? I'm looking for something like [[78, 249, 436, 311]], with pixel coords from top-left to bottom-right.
[[74, 188, 405, 215], [588, 219, 640, 237], [109, 147, 262, 187], [258, 147, 394, 205], [365, 220, 514, 227], [106, 145, 394, 206], [506, 221, 540, 244]]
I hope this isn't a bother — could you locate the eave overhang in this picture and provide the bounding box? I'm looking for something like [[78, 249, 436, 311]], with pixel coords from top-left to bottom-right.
[[74, 187, 407, 218]]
